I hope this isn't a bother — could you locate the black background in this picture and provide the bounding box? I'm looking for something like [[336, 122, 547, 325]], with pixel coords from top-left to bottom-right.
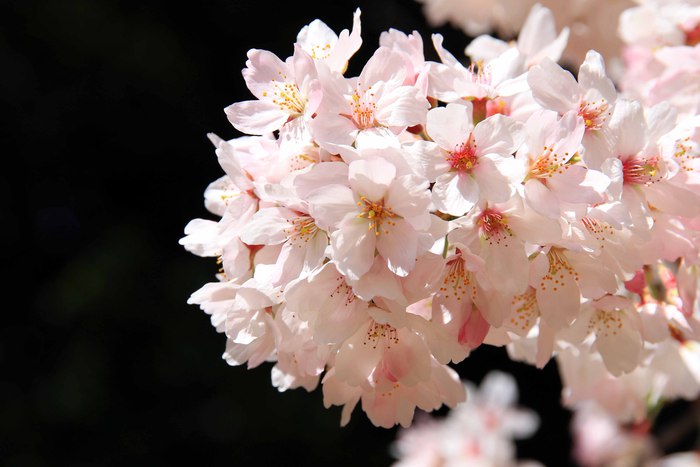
[[3, 1, 578, 465]]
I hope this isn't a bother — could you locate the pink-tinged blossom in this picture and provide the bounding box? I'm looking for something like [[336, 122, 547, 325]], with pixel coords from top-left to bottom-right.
[[562, 295, 644, 376], [603, 100, 700, 230], [529, 247, 582, 330], [503, 287, 558, 368], [271, 305, 330, 392], [379, 29, 429, 91], [517, 109, 610, 219], [412, 247, 492, 364], [225, 46, 322, 139], [406, 103, 525, 216], [529, 246, 618, 331], [240, 206, 328, 287], [428, 34, 529, 104], [296, 8, 362, 74], [566, 201, 639, 274], [284, 262, 370, 345], [311, 47, 429, 159], [332, 304, 432, 389], [304, 157, 433, 279], [179, 136, 260, 281], [528, 51, 617, 169], [183, 5, 700, 432], [220, 280, 280, 369], [452, 196, 562, 300]]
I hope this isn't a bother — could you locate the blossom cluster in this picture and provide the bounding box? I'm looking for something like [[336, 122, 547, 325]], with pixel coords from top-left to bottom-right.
[[182, 3, 700, 428]]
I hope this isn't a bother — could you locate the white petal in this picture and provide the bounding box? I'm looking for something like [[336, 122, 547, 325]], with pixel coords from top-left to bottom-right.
[[595, 310, 643, 376], [384, 329, 431, 386], [578, 50, 617, 104], [473, 114, 525, 156], [225, 100, 289, 135], [426, 103, 473, 150], [384, 174, 431, 219], [375, 85, 428, 127], [330, 220, 376, 281], [524, 179, 560, 219], [401, 140, 450, 181], [376, 219, 419, 277], [433, 172, 478, 216], [349, 157, 396, 201], [474, 153, 517, 203], [306, 184, 356, 230], [532, 251, 581, 330], [239, 207, 292, 245], [527, 58, 579, 114], [333, 320, 381, 386]]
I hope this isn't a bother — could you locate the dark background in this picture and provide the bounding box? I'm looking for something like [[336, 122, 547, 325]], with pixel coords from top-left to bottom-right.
[[3, 1, 578, 465]]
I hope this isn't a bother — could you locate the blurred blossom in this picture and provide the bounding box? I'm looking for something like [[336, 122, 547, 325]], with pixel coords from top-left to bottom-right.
[[391, 371, 541, 467]]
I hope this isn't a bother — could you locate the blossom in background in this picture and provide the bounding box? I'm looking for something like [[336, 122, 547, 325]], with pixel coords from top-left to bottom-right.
[[417, 0, 634, 72], [391, 371, 541, 467]]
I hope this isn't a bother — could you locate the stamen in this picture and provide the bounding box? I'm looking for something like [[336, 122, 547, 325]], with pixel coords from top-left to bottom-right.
[[621, 155, 661, 185], [447, 134, 478, 173], [439, 254, 477, 302], [364, 321, 399, 349], [589, 309, 623, 337], [284, 215, 319, 247], [510, 287, 538, 331], [477, 208, 512, 246], [578, 99, 610, 131], [350, 84, 377, 129], [269, 80, 306, 115], [528, 145, 569, 180], [356, 196, 398, 236]]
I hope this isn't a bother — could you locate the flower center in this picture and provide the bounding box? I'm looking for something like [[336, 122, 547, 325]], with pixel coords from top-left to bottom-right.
[[589, 309, 623, 337], [578, 99, 610, 131], [285, 215, 319, 247], [356, 196, 398, 236], [447, 135, 478, 173], [509, 287, 538, 332], [329, 275, 357, 307], [308, 42, 333, 60], [528, 145, 570, 181], [439, 254, 477, 302], [621, 155, 661, 185], [477, 208, 512, 245], [269, 80, 306, 115], [538, 248, 579, 293], [365, 321, 399, 349], [581, 217, 615, 245], [672, 136, 698, 172], [350, 86, 377, 129]]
